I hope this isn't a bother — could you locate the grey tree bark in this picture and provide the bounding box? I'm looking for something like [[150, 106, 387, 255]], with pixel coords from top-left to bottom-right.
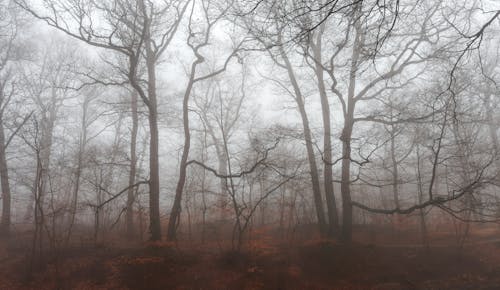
[[279, 44, 327, 235], [309, 24, 340, 236], [126, 91, 139, 237]]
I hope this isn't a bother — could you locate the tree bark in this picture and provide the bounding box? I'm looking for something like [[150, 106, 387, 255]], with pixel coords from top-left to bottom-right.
[[141, 5, 162, 241], [0, 119, 11, 235], [389, 125, 400, 209], [340, 119, 354, 242], [146, 75, 161, 241], [340, 10, 363, 242], [126, 91, 138, 237], [66, 95, 89, 244], [279, 45, 327, 235], [311, 26, 339, 236], [167, 57, 200, 241], [24, 89, 57, 222]]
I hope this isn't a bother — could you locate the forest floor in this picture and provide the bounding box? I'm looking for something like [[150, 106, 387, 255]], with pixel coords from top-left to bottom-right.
[[1, 224, 500, 290]]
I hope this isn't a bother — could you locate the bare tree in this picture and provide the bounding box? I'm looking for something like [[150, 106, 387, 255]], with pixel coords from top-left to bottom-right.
[[15, 0, 190, 240], [167, 0, 241, 240]]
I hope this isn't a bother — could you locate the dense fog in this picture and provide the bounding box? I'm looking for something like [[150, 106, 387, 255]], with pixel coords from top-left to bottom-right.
[[1, 0, 500, 289]]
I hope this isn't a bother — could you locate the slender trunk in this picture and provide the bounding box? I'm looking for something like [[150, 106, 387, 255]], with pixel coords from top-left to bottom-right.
[[340, 119, 353, 242], [29, 152, 44, 274], [279, 45, 327, 234], [416, 145, 429, 249], [143, 25, 162, 241], [217, 147, 229, 218], [201, 146, 207, 243], [126, 91, 138, 237], [485, 94, 500, 216], [311, 27, 339, 236], [24, 91, 57, 222], [147, 94, 161, 241], [204, 120, 229, 219], [0, 120, 11, 235], [486, 95, 500, 155], [452, 120, 472, 245], [66, 96, 89, 244], [390, 126, 400, 208], [167, 59, 200, 241], [340, 9, 363, 242]]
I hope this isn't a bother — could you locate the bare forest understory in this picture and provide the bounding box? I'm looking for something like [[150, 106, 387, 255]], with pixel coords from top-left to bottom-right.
[[2, 221, 500, 290], [1, 0, 500, 289]]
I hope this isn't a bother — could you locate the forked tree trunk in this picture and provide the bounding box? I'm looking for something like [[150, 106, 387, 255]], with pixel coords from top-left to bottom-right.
[[311, 25, 340, 236], [279, 44, 327, 235]]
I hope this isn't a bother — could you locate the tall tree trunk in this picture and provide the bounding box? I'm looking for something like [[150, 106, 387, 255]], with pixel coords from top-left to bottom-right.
[[167, 86, 191, 240], [311, 26, 339, 236], [416, 145, 428, 249], [484, 94, 500, 216], [340, 10, 363, 242], [486, 94, 500, 155], [452, 120, 473, 245], [24, 90, 57, 222], [217, 147, 229, 217], [205, 122, 229, 219], [167, 54, 202, 240], [279, 44, 327, 235], [126, 91, 139, 237], [0, 120, 11, 235], [146, 79, 161, 241], [390, 125, 400, 209], [66, 95, 89, 244], [142, 12, 162, 241], [340, 119, 354, 242]]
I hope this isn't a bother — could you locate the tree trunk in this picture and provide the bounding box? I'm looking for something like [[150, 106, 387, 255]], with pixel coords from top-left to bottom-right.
[[126, 91, 138, 237], [142, 14, 162, 240], [311, 26, 339, 236], [24, 90, 57, 222], [340, 10, 363, 242], [147, 91, 161, 241], [390, 125, 400, 209], [279, 44, 327, 235], [484, 94, 500, 216], [416, 145, 428, 249], [0, 120, 11, 235], [167, 95, 190, 240], [66, 95, 89, 244], [167, 58, 199, 241], [340, 120, 353, 242]]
